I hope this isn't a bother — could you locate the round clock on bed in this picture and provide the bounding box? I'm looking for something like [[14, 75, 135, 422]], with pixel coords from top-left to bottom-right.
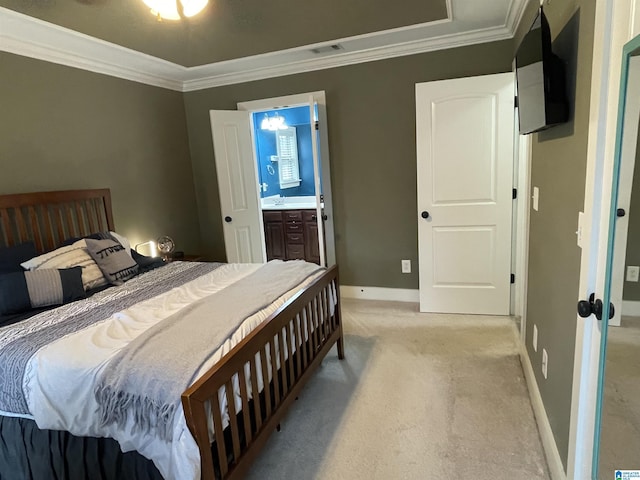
[[157, 235, 175, 261]]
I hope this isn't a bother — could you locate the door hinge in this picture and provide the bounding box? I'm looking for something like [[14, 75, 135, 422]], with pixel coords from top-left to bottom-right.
[[510, 273, 515, 284], [315, 121, 319, 130], [512, 188, 517, 200], [514, 96, 519, 108]]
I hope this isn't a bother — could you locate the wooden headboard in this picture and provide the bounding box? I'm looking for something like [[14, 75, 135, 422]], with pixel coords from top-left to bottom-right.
[[0, 189, 114, 253]]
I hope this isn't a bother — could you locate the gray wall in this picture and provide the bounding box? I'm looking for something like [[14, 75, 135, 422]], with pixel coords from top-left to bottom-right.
[[0, 52, 201, 253], [184, 40, 514, 287], [521, 0, 596, 471]]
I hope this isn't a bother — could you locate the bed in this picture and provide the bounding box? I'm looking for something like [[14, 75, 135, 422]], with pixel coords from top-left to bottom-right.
[[0, 188, 344, 480]]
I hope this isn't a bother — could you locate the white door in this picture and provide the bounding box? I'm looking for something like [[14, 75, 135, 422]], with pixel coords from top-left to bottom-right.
[[416, 73, 515, 315], [210, 110, 265, 263]]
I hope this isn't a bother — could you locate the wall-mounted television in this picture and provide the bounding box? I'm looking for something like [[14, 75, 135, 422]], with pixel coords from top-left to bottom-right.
[[515, 7, 569, 135]]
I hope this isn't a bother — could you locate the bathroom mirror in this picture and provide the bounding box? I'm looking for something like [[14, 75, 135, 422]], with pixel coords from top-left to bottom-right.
[[593, 34, 640, 478]]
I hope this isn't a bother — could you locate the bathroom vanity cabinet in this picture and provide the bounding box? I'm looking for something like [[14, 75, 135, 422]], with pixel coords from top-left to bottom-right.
[[263, 209, 321, 264]]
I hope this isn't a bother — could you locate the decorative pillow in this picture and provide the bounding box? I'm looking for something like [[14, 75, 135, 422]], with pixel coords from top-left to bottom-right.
[[130, 250, 166, 274], [21, 239, 107, 291], [60, 231, 132, 256], [59, 232, 111, 247], [109, 231, 132, 256], [0, 242, 37, 274], [85, 238, 139, 285], [0, 267, 86, 315]]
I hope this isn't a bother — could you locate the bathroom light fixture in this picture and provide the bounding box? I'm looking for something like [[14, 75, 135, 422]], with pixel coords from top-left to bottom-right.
[[142, 0, 208, 21], [260, 113, 287, 131]]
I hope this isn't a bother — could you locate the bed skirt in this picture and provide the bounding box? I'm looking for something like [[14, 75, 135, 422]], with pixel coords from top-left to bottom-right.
[[1, 376, 281, 480], [0, 416, 163, 480]]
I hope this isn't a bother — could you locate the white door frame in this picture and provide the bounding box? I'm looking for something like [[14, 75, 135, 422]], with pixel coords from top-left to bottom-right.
[[237, 91, 336, 267], [567, 1, 640, 478], [512, 53, 533, 330], [514, 132, 532, 339]]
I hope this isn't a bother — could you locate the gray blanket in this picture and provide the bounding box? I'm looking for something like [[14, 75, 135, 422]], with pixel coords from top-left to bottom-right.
[[94, 260, 323, 441], [0, 261, 221, 415]]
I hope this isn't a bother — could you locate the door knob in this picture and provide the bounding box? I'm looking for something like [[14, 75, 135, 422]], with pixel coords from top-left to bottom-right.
[[421, 211, 430, 219], [224, 216, 232, 223], [617, 208, 626, 217], [577, 293, 615, 320]]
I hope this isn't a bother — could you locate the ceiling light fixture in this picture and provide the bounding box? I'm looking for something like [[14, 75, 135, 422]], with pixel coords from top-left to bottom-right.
[[260, 113, 287, 131], [142, 0, 208, 21]]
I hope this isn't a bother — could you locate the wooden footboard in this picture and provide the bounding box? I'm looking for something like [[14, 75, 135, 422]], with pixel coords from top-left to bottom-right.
[[181, 265, 344, 480]]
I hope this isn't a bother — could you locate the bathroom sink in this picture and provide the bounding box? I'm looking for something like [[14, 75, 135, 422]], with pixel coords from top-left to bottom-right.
[[261, 196, 322, 210]]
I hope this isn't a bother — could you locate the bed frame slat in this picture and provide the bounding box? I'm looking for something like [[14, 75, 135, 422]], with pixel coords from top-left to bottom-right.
[[276, 329, 288, 396], [211, 393, 228, 477], [268, 338, 280, 407], [300, 312, 309, 368], [259, 348, 271, 418], [237, 367, 252, 445], [225, 380, 241, 460], [284, 323, 295, 389], [249, 357, 262, 431], [0, 208, 13, 246]]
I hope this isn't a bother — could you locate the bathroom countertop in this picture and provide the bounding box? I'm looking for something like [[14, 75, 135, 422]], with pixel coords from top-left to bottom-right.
[[260, 196, 322, 210]]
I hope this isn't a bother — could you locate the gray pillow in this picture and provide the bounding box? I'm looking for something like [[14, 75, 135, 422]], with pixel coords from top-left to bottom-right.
[[85, 238, 139, 285]]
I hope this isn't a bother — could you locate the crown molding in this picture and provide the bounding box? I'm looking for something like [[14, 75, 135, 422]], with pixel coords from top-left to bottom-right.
[[181, 25, 512, 91], [505, 0, 531, 37], [0, 0, 526, 93], [0, 7, 186, 91]]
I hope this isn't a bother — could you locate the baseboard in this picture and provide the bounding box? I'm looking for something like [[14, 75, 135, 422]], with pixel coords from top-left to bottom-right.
[[622, 300, 640, 316], [518, 340, 567, 480], [340, 285, 419, 302]]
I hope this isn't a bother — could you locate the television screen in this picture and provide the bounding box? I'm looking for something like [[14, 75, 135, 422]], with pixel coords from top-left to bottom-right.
[[515, 7, 568, 134]]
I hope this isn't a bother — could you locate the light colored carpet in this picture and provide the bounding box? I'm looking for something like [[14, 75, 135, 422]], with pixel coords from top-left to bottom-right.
[[245, 299, 550, 480], [599, 315, 640, 477]]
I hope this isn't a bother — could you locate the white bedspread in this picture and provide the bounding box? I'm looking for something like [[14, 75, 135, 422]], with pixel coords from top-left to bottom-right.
[[19, 262, 322, 480]]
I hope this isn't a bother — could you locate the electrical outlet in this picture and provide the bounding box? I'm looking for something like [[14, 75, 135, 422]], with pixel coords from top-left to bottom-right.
[[542, 349, 548, 379], [401, 259, 411, 274], [627, 266, 640, 282], [533, 324, 538, 352]]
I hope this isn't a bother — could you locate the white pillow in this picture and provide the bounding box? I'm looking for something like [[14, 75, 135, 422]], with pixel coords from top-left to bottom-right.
[[21, 239, 108, 290], [109, 231, 132, 256]]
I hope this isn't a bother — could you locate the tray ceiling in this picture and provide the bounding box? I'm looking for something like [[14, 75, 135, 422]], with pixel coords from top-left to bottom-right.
[[0, 0, 449, 67], [0, 0, 529, 91]]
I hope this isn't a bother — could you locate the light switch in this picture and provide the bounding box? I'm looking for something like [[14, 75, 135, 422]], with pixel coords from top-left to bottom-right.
[[532, 187, 539, 211], [577, 212, 583, 248]]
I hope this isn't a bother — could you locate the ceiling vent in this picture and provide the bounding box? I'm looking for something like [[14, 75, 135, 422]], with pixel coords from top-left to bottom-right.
[[310, 44, 344, 55]]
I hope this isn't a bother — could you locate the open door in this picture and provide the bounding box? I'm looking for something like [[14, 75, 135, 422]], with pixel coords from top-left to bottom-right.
[[209, 110, 265, 263]]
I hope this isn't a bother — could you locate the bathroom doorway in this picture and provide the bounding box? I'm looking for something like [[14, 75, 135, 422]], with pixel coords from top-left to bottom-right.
[[238, 92, 335, 267], [210, 91, 335, 266]]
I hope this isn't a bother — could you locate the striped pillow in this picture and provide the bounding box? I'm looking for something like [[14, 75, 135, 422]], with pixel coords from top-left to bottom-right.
[[21, 239, 108, 291], [0, 267, 86, 315]]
